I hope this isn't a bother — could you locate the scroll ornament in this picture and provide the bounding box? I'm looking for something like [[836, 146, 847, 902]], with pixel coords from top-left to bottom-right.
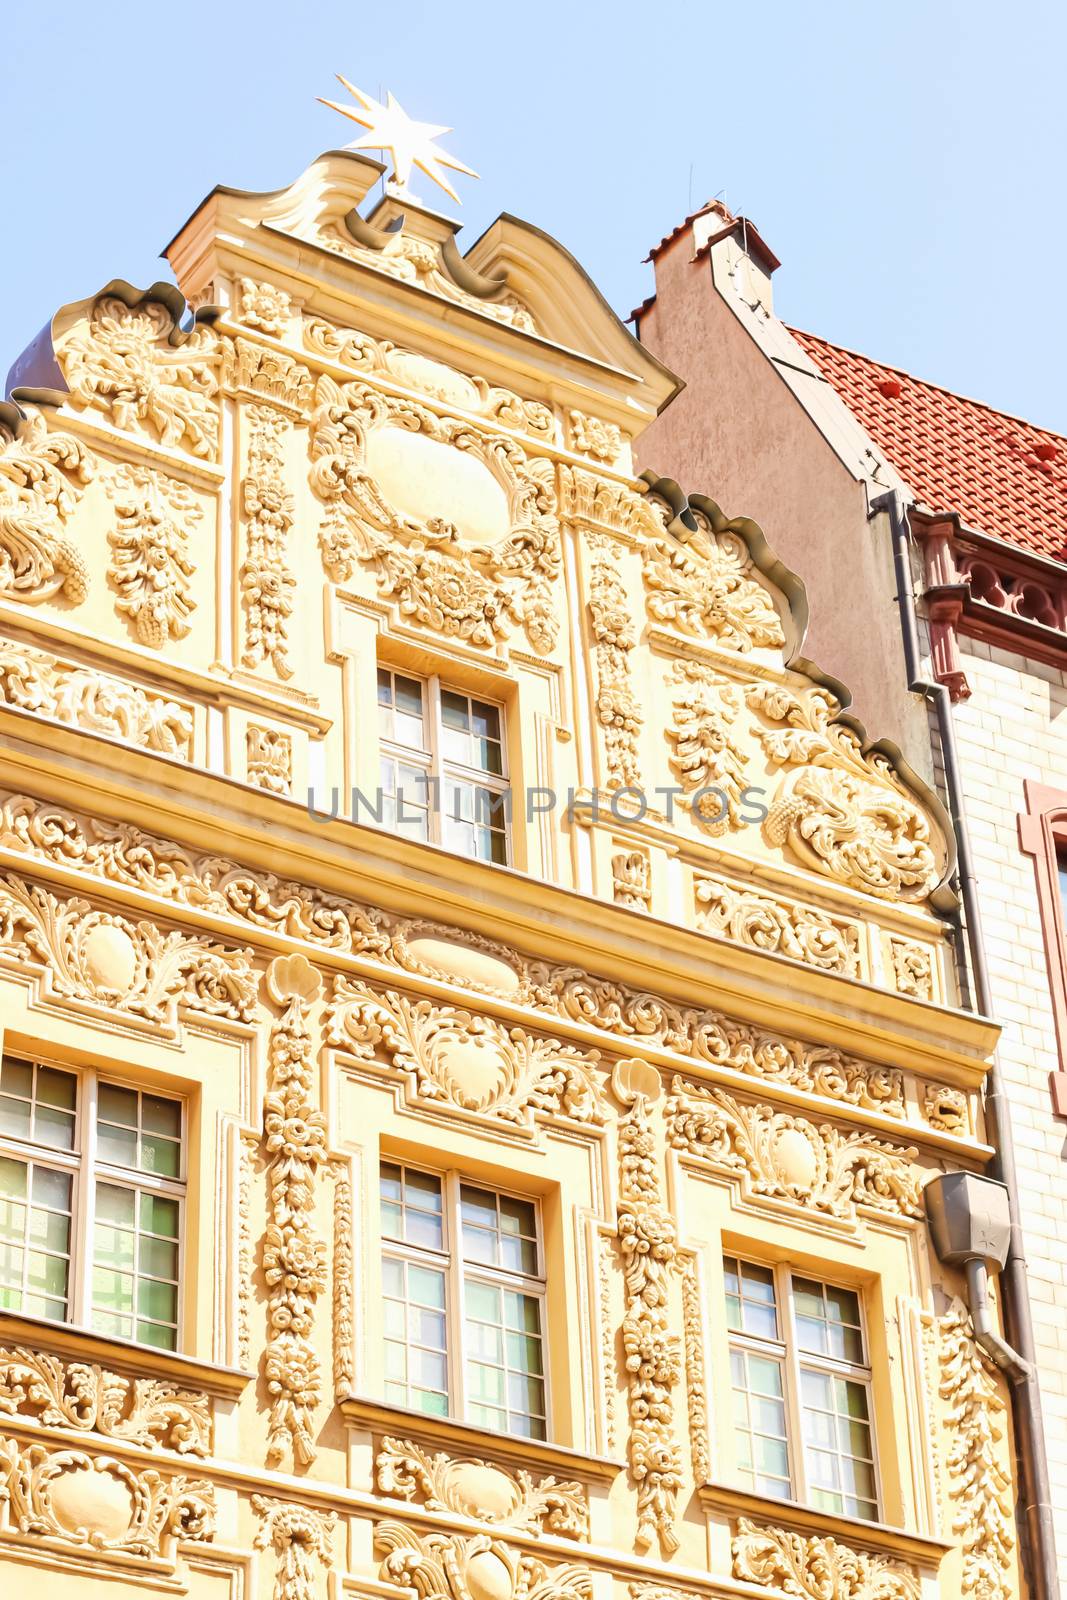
[[0, 1345, 211, 1454], [642, 513, 784, 653], [587, 538, 642, 788], [377, 1435, 588, 1537], [732, 1519, 920, 1599], [666, 660, 747, 834], [694, 874, 859, 977], [0, 408, 94, 603], [0, 640, 192, 757], [377, 1520, 592, 1600], [938, 1301, 1014, 1600], [241, 404, 297, 679]]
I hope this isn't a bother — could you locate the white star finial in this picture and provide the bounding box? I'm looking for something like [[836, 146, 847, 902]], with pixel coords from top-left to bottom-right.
[[318, 76, 479, 205]]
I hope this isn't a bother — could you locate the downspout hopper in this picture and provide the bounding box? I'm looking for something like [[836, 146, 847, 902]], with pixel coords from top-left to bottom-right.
[[924, 1171, 1032, 1382]]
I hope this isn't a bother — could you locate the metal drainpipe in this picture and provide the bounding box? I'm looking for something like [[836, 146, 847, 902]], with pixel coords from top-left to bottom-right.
[[874, 489, 1058, 1600]]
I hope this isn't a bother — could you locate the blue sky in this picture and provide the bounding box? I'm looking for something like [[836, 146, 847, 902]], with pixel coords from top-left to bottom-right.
[[3, 0, 1064, 432]]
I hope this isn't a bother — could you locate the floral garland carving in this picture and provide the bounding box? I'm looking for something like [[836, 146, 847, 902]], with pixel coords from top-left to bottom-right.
[[694, 873, 860, 978], [642, 509, 784, 652], [253, 1493, 335, 1600], [0, 1437, 214, 1559], [0, 640, 192, 757], [327, 977, 607, 1131], [262, 954, 326, 1469], [666, 660, 746, 834], [60, 293, 220, 459], [0, 409, 94, 604], [614, 1058, 681, 1556], [587, 536, 642, 788], [937, 1301, 1014, 1600], [666, 1076, 923, 1225], [0, 872, 256, 1025], [747, 682, 942, 902], [0, 1346, 210, 1454], [241, 403, 296, 679], [222, 338, 313, 414], [679, 1255, 709, 1486], [377, 1520, 592, 1600], [308, 376, 559, 653], [732, 1518, 920, 1599], [376, 1435, 588, 1537], [330, 1157, 355, 1403], [104, 463, 198, 646]]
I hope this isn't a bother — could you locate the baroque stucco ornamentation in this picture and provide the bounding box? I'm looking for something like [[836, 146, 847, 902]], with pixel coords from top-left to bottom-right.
[[262, 953, 327, 1469], [222, 338, 314, 415], [612, 850, 650, 911], [304, 319, 555, 439], [642, 511, 785, 652], [308, 377, 559, 652], [888, 936, 934, 1001], [747, 682, 941, 903], [104, 463, 199, 647], [60, 293, 220, 459], [587, 537, 642, 787], [0, 1436, 214, 1559], [694, 873, 860, 978], [568, 411, 622, 465], [938, 1302, 1014, 1600], [732, 1519, 920, 1599], [253, 1493, 335, 1600], [558, 468, 666, 542], [613, 1058, 682, 1557], [666, 660, 747, 834], [0, 872, 256, 1024], [0, 640, 192, 756], [666, 1076, 923, 1225], [0, 1346, 210, 1455], [241, 404, 297, 679], [376, 1436, 588, 1537], [247, 725, 293, 795], [377, 1520, 592, 1600], [237, 277, 292, 338], [0, 409, 94, 603], [330, 1157, 355, 1403], [679, 1255, 710, 1487], [924, 1082, 968, 1136], [327, 977, 607, 1130]]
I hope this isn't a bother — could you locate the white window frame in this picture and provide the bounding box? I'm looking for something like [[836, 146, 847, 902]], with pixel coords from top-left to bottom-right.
[[376, 667, 512, 865], [379, 1159, 549, 1437], [0, 1051, 187, 1351], [724, 1253, 881, 1520]]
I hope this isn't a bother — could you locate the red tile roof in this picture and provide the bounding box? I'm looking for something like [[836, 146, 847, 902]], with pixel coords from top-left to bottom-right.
[[789, 328, 1067, 561]]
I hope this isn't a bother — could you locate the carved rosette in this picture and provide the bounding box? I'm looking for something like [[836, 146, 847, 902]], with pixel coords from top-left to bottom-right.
[[104, 463, 199, 647], [666, 660, 747, 834], [253, 1493, 335, 1600], [586, 536, 642, 788], [0, 640, 192, 757], [261, 954, 327, 1469], [937, 1302, 1014, 1600], [376, 1436, 588, 1537], [237, 277, 292, 337], [642, 509, 784, 652], [0, 409, 94, 603], [732, 1518, 920, 1599], [0, 1346, 210, 1453], [376, 1520, 592, 1600], [613, 1058, 682, 1556]]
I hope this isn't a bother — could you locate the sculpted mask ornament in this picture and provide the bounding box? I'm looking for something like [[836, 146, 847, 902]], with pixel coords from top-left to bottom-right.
[[0, 408, 94, 603], [642, 508, 785, 652], [253, 1493, 335, 1600], [308, 376, 560, 653], [60, 292, 220, 459], [747, 681, 944, 902], [105, 464, 199, 646]]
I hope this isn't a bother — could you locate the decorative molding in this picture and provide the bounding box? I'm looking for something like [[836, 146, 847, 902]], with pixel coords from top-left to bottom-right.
[[732, 1518, 920, 1599], [238, 1130, 256, 1372], [262, 954, 326, 1469], [611, 849, 650, 911], [327, 977, 607, 1133], [253, 1493, 335, 1600], [747, 681, 943, 903], [642, 508, 784, 653], [613, 1058, 681, 1556], [587, 534, 642, 788], [60, 293, 220, 459], [376, 1436, 588, 1537], [666, 659, 746, 834], [0, 1436, 214, 1559], [0, 872, 256, 1026], [236, 277, 292, 338], [376, 1520, 592, 1600], [247, 725, 293, 795], [240, 404, 297, 679], [308, 376, 560, 654], [598, 1242, 617, 1454], [330, 1157, 355, 1403], [937, 1301, 1014, 1600], [679, 1255, 709, 1487], [922, 1083, 968, 1136], [1018, 777, 1067, 1116], [0, 409, 94, 604], [0, 639, 192, 757], [222, 337, 313, 416], [558, 467, 664, 542], [0, 1346, 211, 1455], [888, 936, 934, 1001], [568, 411, 622, 466], [694, 872, 859, 978], [104, 463, 199, 647], [666, 1076, 923, 1226]]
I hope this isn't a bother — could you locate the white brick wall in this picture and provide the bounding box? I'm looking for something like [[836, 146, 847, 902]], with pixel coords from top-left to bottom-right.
[[953, 640, 1067, 1582]]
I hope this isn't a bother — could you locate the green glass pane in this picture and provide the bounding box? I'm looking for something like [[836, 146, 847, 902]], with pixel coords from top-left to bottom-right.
[[725, 1293, 742, 1330], [828, 1323, 865, 1363], [93, 1266, 134, 1313], [465, 1279, 500, 1324], [0, 1098, 31, 1140], [506, 1332, 544, 1376], [26, 1292, 66, 1322], [504, 1292, 541, 1334], [394, 674, 424, 718], [730, 1348, 746, 1386], [140, 1193, 179, 1237], [469, 1402, 505, 1431], [27, 1251, 68, 1296], [0, 1201, 25, 1246], [499, 1194, 535, 1236], [507, 1372, 544, 1415], [415, 1349, 447, 1391], [468, 1362, 505, 1402], [0, 1242, 24, 1283], [32, 1167, 71, 1210], [812, 1487, 844, 1514], [0, 1286, 22, 1310], [792, 1277, 824, 1314], [515, 1413, 547, 1441], [803, 1406, 836, 1449], [800, 1367, 832, 1408], [384, 1380, 406, 1404], [99, 1083, 138, 1127], [37, 1068, 76, 1111], [441, 690, 469, 732], [0, 1059, 32, 1098], [95, 1182, 135, 1224], [757, 1473, 792, 1500], [407, 1265, 446, 1309], [139, 1235, 178, 1280], [748, 1355, 785, 1398], [142, 1095, 181, 1137], [98, 1123, 138, 1168], [414, 1389, 448, 1418], [735, 1430, 753, 1471], [837, 1378, 870, 1420], [95, 1222, 136, 1269], [467, 1321, 503, 1363], [754, 1395, 786, 1436], [381, 1201, 403, 1241], [756, 1435, 789, 1476], [34, 1105, 76, 1152], [140, 1134, 181, 1178], [501, 1235, 538, 1275], [826, 1283, 861, 1323], [0, 1158, 28, 1199], [137, 1278, 177, 1322], [843, 1456, 876, 1500], [410, 1306, 446, 1350], [29, 1207, 70, 1253], [808, 1448, 841, 1489], [91, 1309, 132, 1340], [137, 1320, 177, 1351], [840, 1416, 873, 1458]]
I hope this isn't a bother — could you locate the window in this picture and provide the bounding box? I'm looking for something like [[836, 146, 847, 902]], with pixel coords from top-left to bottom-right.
[[725, 1255, 877, 1520], [380, 1161, 546, 1438], [0, 1055, 185, 1351], [377, 668, 510, 864]]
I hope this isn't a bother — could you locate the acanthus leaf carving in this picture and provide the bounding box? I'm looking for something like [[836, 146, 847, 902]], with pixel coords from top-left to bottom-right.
[[0, 408, 94, 604], [612, 850, 650, 911], [376, 1520, 592, 1600], [104, 463, 199, 647], [937, 1300, 1014, 1600], [587, 536, 642, 788], [888, 935, 934, 1000], [247, 724, 293, 795], [666, 660, 747, 834], [0, 640, 192, 757], [642, 508, 784, 652], [732, 1518, 920, 1599], [376, 1436, 588, 1538], [694, 873, 860, 978], [253, 1493, 335, 1600], [241, 403, 297, 679], [0, 1345, 211, 1455]]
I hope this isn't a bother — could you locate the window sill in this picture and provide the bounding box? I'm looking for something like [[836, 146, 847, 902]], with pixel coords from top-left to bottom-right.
[[0, 1310, 252, 1401], [340, 1393, 624, 1485], [697, 1482, 952, 1568]]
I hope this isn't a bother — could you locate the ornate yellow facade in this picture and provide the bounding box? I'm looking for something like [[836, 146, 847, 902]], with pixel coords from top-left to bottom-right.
[[0, 139, 1024, 1600]]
